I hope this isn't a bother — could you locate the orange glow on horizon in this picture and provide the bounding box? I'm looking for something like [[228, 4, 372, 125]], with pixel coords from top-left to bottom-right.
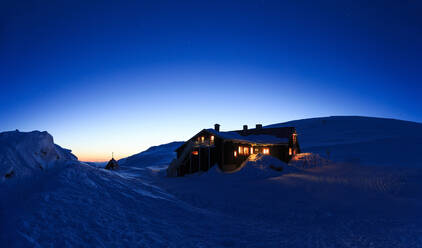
[[76, 153, 125, 162]]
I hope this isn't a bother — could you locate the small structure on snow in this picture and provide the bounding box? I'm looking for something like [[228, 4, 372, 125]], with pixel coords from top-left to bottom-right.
[[105, 153, 119, 170]]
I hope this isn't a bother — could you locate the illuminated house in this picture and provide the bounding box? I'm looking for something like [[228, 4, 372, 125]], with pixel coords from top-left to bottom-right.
[[167, 124, 300, 177]]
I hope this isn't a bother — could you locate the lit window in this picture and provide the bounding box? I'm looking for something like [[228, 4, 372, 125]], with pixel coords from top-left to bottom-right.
[[238, 146, 243, 155], [210, 135, 214, 141], [250, 147, 253, 154], [263, 148, 270, 154], [192, 151, 198, 155], [244, 147, 249, 155], [201, 136, 205, 142], [234, 151, 237, 157], [289, 148, 292, 155]]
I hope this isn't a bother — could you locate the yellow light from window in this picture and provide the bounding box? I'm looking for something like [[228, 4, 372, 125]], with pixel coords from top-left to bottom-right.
[[244, 147, 249, 155], [263, 148, 269, 154], [250, 147, 253, 154], [234, 151, 237, 157], [238, 146, 243, 155], [201, 136, 205, 142], [289, 148, 292, 155], [210, 135, 214, 141]]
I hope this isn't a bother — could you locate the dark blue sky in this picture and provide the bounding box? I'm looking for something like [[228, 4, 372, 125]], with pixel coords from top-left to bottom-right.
[[1, 0, 421, 160]]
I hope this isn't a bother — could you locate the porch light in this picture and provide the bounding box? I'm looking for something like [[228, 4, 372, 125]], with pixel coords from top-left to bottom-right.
[[263, 148, 269, 154]]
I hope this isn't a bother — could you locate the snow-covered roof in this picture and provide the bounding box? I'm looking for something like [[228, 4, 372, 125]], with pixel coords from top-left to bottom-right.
[[206, 129, 289, 145]]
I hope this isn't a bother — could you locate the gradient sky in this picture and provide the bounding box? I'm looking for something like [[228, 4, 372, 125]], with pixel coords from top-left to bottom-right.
[[1, 0, 421, 161]]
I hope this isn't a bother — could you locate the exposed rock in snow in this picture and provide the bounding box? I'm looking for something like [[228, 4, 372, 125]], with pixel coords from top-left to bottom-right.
[[0, 130, 78, 183]]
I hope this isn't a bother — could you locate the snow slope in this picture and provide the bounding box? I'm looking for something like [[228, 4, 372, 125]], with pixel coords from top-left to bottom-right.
[[268, 116, 422, 167], [118, 141, 183, 170], [1, 117, 422, 247]]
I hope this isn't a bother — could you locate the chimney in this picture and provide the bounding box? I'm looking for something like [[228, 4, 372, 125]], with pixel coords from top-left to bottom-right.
[[243, 125, 248, 131], [214, 124, 220, 132], [256, 124, 262, 129]]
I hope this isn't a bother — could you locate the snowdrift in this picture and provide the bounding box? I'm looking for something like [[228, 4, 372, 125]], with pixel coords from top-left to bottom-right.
[[0, 130, 78, 183]]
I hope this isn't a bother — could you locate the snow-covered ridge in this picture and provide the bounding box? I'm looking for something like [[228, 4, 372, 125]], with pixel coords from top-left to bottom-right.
[[268, 116, 422, 167], [118, 141, 183, 170], [0, 130, 78, 183]]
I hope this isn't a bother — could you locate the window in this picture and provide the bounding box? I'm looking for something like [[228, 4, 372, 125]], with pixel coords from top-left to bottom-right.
[[201, 136, 205, 142], [238, 146, 243, 155], [250, 147, 254, 154], [210, 135, 214, 142], [263, 148, 270, 154], [244, 147, 249, 155], [192, 151, 198, 155], [289, 148, 292, 155], [234, 151, 237, 157]]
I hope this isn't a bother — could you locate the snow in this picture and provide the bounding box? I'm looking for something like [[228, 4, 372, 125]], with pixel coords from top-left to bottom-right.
[[0, 130, 78, 184], [289, 153, 330, 169], [267, 116, 422, 167], [1, 117, 422, 247]]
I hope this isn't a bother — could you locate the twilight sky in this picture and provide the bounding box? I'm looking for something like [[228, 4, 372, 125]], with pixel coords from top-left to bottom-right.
[[1, 0, 421, 161]]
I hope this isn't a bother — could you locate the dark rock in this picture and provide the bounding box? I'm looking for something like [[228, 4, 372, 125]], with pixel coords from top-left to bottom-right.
[[5, 170, 14, 178]]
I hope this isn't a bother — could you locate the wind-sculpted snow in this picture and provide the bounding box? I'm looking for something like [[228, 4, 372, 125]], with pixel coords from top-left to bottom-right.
[[0, 130, 77, 184]]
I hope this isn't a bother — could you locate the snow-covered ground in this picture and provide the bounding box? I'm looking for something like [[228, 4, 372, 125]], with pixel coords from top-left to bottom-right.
[[1, 116, 422, 247]]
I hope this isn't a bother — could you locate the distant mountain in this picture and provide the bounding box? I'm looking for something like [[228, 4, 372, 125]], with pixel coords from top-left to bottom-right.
[[118, 141, 183, 170]]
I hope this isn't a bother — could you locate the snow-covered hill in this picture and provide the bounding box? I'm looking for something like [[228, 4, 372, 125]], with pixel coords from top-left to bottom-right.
[[118, 141, 183, 170], [1, 117, 422, 247], [268, 116, 422, 167]]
